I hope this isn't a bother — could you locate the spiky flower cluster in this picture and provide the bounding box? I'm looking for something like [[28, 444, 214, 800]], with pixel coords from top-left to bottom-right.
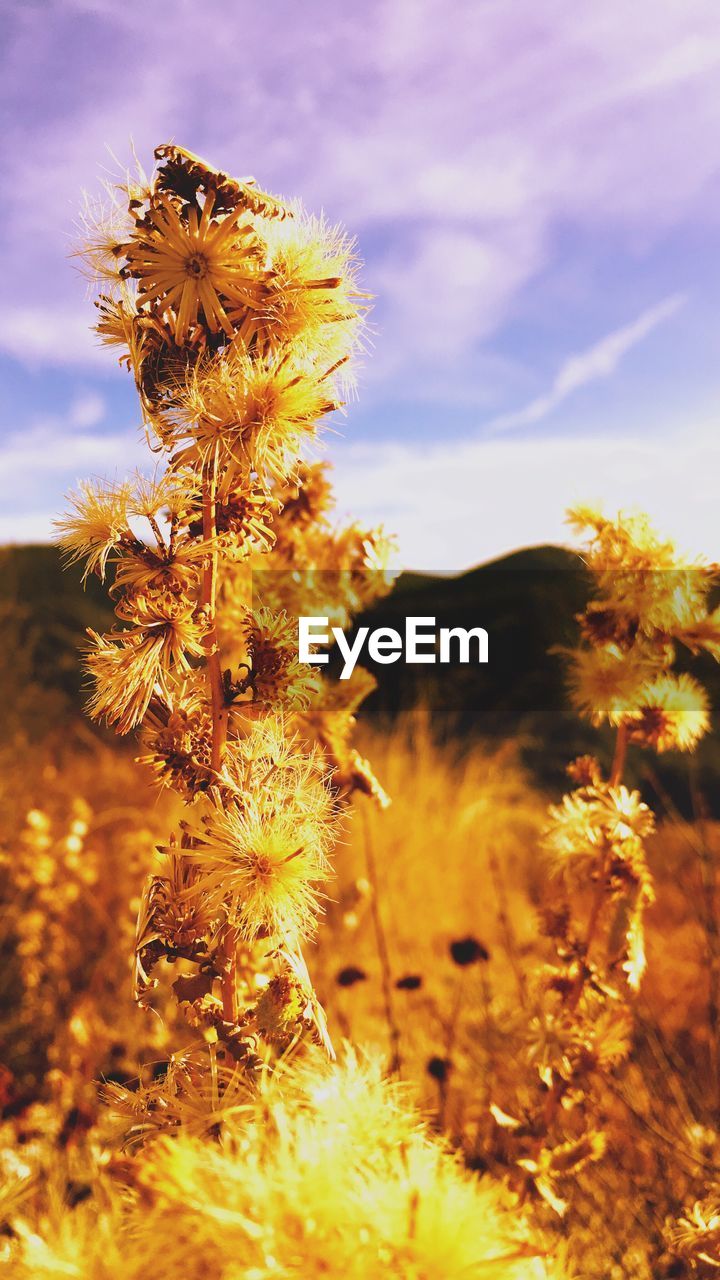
[[55, 144, 393, 1117], [493, 508, 720, 1218], [4, 1053, 566, 1280], [566, 505, 719, 750]]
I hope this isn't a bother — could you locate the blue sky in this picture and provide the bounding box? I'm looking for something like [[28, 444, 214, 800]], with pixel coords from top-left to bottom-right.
[[2, 0, 720, 568]]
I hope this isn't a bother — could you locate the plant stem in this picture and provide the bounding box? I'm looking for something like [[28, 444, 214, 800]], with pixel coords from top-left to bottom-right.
[[201, 446, 228, 774], [609, 721, 628, 787], [536, 721, 628, 1151], [218, 927, 239, 1024], [200, 445, 234, 1021], [362, 802, 402, 1076], [438, 973, 465, 1131], [488, 843, 527, 1010], [690, 762, 720, 1120]]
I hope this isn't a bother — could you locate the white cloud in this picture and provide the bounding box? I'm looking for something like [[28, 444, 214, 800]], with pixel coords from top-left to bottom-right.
[[369, 223, 545, 374], [0, 418, 146, 533], [331, 422, 720, 571], [68, 390, 106, 429], [0, 511, 63, 544], [2, 0, 720, 378], [0, 305, 116, 367], [0, 428, 143, 477], [6, 413, 720, 580], [487, 294, 687, 433]]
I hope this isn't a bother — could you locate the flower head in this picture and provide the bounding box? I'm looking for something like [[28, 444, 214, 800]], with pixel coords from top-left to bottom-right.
[[181, 753, 337, 941], [627, 671, 710, 752], [120, 189, 269, 346], [54, 480, 134, 581]]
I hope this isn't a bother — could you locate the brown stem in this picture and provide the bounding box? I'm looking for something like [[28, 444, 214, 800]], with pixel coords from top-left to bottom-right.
[[535, 722, 628, 1151], [200, 446, 234, 1022], [567, 852, 608, 1014], [609, 721, 628, 787], [689, 761, 720, 1121], [362, 803, 402, 1076], [218, 927, 239, 1024], [201, 447, 228, 774], [438, 972, 467, 1131], [488, 844, 527, 1010], [147, 513, 167, 554], [567, 724, 628, 1009]]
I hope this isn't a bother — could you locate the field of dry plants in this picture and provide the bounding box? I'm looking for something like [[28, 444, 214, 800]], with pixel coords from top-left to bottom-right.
[[2, 143, 720, 1279]]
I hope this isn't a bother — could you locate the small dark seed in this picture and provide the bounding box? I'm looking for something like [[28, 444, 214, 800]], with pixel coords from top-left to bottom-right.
[[449, 936, 489, 967], [336, 965, 368, 988], [66, 1181, 93, 1209], [427, 1056, 452, 1083], [395, 974, 422, 991]]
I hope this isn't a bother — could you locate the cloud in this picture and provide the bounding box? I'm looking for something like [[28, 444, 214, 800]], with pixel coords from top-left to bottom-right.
[[0, 511, 67, 545], [68, 390, 106, 429], [368, 223, 546, 376], [0, 411, 145, 531], [487, 294, 687, 433], [7, 409, 720, 580], [1, 0, 720, 379], [0, 305, 115, 367], [0, 429, 141, 477], [2, 1, 718, 577], [331, 420, 720, 571]]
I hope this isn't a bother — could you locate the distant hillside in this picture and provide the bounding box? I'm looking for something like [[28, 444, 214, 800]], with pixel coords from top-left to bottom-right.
[[0, 545, 113, 740], [356, 545, 720, 802], [2, 543, 719, 810], [354, 545, 597, 786]]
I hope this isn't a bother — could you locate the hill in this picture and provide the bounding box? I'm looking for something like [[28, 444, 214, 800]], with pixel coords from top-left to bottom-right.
[[356, 545, 720, 803], [0, 545, 114, 741], [353, 545, 597, 785], [2, 543, 719, 808]]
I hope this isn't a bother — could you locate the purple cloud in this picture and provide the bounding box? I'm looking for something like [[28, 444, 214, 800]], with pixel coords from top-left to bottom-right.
[[2, 0, 720, 380]]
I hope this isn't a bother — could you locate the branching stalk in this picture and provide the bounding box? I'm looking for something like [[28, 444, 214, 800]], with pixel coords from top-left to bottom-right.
[[201, 445, 228, 775]]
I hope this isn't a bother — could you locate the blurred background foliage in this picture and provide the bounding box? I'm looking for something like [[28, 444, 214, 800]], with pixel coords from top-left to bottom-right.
[[3, 545, 720, 1275]]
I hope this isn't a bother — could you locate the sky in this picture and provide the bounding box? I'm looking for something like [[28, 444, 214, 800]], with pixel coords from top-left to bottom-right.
[[2, 0, 720, 570]]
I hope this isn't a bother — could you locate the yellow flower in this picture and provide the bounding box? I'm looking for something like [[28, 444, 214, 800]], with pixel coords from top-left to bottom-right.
[[121, 189, 268, 345], [84, 630, 167, 734], [544, 783, 654, 866], [154, 346, 338, 482], [115, 594, 208, 669], [566, 644, 658, 726], [628, 671, 710, 752], [242, 607, 319, 708], [111, 543, 203, 598], [181, 763, 336, 941], [54, 479, 134, 581], [569, 505, 712, 635], [259, 212, 368, 368], [670, 1196, 720, 1269]]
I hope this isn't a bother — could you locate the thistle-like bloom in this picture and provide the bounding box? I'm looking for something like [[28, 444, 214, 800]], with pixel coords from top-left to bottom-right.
[[181, 758, 337, 941], [243, 607, 319, 708], [115, 593, 208, 666], [669, 1196, 720, 1271], [84, 630, 167, 734], [568, 505, 713, 636], [54, 479, 134, 580], [55, 141, 392, 1098], [544, 784, 654, 867], [259, 212, 367, 368], [153, 346, 338, 483], [627, 671, 710, 752], [121, 190, 269, 345], [85, 604, 205, 735], [566, 644, 659, 726]]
